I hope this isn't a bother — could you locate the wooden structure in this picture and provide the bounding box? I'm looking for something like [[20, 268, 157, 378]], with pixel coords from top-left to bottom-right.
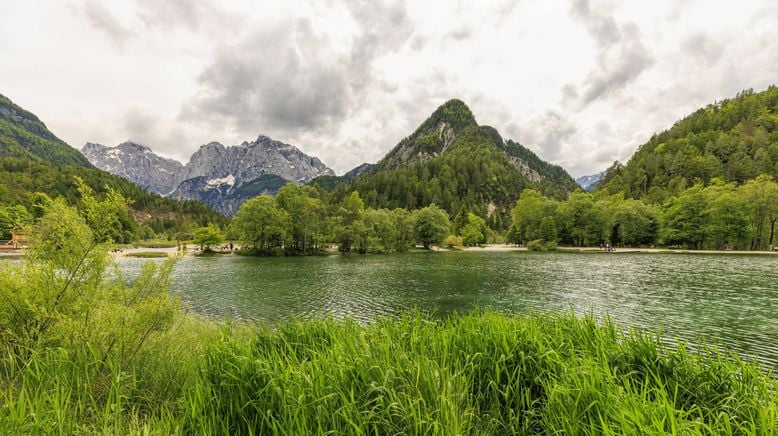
[[1, 228, 29, 250]]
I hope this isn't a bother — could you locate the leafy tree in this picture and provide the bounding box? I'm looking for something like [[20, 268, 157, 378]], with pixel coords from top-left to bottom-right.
[[510, 189, 559, 244], [611, 199, 658, 246], [558, 190, 594, 246], [336, 192, 366, 253], [660, 184, 709, 248], [193, 223, 225, 252], [412, 204, 450, 249], [443, 235, 463, 248], [276, 184, 327, 254], [233, 194, 290, 255], [391, 208, 415, 252], [460, 212, 487, 246], [740, 175, 778, 249], [703, 181, 751, 249]]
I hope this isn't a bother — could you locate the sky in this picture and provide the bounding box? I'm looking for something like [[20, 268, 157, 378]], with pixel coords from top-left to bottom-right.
[[1, 0, 777, 177]]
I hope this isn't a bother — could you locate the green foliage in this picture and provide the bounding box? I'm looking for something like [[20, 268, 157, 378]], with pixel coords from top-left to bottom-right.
[[173, 312, 774, 434], [460, 212, 487, 246], [0, 184, 179, 364], [509, 179, 776, 250], [509, 189, 560, 244], [412, 204, 451, 249], [526, 239, 557, 251], [0, 204, 31, 239], [443, 234, 463, 248], [232, 194, 290, 255], [741, 174, 778, 249], [600, 86, 778, 199], [193, 223, 225, 251]]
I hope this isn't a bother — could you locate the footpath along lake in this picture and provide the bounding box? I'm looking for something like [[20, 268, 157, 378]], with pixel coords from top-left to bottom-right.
[[117, 251, 778, 369]]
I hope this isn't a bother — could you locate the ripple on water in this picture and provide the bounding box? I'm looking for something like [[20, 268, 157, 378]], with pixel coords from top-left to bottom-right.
[[115, 252, 778, 369]]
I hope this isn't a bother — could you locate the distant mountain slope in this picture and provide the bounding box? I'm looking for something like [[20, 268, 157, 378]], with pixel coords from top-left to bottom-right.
[[0, 93, 224, 231], [84, 134, 335, 215], [576, 171, 605, 191], [309, 163, 376, 191], [0, 94, 92, 166], [82, 141, 184, 195], [599, 86, 778, 201], [319, 99, 577, 229]]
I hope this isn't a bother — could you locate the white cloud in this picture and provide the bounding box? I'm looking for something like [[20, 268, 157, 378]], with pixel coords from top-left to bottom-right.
[[0, 0, 776, 177]]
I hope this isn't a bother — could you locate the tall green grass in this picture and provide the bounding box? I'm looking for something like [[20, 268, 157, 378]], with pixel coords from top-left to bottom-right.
[[1, 311, 776, 434]]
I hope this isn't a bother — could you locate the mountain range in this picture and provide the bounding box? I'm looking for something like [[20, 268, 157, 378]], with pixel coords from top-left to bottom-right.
[[575, 171, 605, 191], [82, 136, 334, 215], [83, 99, 576, 220]]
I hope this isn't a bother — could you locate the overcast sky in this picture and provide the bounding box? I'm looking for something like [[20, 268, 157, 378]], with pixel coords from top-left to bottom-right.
[[1, 0, 776, 177]]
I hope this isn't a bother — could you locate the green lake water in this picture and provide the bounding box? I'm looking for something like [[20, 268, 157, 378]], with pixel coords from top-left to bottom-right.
[[117, 251, 777, 367]]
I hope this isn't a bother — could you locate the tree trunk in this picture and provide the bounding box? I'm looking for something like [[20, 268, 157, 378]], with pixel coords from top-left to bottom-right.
[[769, 218, 776, 248]]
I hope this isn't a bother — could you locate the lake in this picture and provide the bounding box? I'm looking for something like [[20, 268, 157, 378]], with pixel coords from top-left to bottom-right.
[[117, 251, 778, 368]]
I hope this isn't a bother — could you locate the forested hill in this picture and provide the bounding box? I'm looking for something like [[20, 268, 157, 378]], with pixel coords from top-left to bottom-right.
[[0, 93, 225, 237], [0, 94, 92, 166], [312, 99, 577, 229], [599, 86, 778, 202]]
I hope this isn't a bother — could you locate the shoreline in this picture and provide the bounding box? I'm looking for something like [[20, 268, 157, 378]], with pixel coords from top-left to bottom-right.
[[461, 244, 778, 255], [6, 245, 776, 260]]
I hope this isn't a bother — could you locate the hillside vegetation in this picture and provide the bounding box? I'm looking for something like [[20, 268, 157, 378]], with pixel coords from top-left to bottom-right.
[[316, 100, 577, 230], [0, 93, 225, 240], [600, 86, 778, 202]]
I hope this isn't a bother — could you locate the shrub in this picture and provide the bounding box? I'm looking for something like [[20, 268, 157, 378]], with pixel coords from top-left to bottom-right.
[[527, 239, 558, 251], [443, 235, 463, 248]]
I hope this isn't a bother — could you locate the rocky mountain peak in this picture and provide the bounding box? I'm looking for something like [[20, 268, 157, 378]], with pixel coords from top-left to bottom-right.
[[81, 141, 185, 195], [82, 134, 335, 215]]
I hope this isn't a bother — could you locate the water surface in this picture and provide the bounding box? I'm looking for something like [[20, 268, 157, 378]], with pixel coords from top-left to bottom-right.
[[117, 252, 778, 368]]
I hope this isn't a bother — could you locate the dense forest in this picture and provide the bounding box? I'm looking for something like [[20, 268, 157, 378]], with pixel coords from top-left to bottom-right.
[[508, 173, 778, 251], [599, 86, 778, 202]]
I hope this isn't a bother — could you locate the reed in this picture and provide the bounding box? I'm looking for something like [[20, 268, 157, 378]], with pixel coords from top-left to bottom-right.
[[1, 311, 776, 434]]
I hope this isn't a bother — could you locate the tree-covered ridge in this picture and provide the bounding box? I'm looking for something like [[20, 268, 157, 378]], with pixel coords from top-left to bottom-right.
[[599, 86, 778, 202], [0, 94, 92, 166], [330, 125, 533, 230], [317, 100, 577, 230], [0, 157, 227, 239]]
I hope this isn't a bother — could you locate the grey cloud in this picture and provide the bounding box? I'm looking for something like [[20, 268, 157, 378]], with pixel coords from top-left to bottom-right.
[[181, 19, 350, 134], [682, 33, 724, 63], [81, 0, 134, 48], [445, 27, 472, 42], [513, 110, 578, 161], [566, 0, 654, 108], [344, 0, 414, 88], [136, 0, 232, 32], [122, 107, 158, 138], [182, 0, 415, 140]]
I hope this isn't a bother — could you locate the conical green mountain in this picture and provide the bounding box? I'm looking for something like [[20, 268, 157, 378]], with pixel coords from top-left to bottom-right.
[[0, 93, 223, 234], [315, 99, 577, 229], [599, 86, 778, 201]]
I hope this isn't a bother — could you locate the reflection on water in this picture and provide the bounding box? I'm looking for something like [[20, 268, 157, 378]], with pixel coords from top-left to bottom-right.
[[116, 252, 778, 369]]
